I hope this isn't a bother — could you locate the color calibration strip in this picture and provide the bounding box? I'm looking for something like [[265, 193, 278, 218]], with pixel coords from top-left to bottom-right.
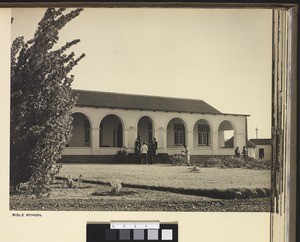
[[87, 223, 178, 242], [111, 221, 160, 230]]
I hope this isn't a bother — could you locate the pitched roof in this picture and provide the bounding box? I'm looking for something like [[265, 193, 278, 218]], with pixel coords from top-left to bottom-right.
[[250, 139, 272, 145], [73, 89, 223, 115], [225, 136, 256, 148]]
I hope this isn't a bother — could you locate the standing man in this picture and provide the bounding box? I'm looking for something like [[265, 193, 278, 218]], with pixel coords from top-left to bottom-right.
[[152, 138, 158, 157], [135, 136, 141, 161], [242, 146, 248, 161], [148, 142, 153, 164], [182, 145, 190, 165], [140, 142, 148, 164], [235, 147, 240, 158]]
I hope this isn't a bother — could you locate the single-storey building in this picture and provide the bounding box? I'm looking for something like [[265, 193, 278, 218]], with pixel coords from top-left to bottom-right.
[[225, 137, 257, 159], [62, 90, 250, 162], [250, 139, 272, 160]]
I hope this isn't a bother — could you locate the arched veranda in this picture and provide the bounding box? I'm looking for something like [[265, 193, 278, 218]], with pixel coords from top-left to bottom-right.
[[218, 120, 235, 148], [193, 119, 211, 147], [68, 112, 91, 147], [99, 114, 123, 147], [137, 116, 154, 146], [166, 118, 187, 148]]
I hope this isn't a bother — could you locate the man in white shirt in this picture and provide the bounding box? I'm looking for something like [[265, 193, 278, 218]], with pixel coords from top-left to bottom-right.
[[140, 142, 148, 164], [182, 145, 190, 165]]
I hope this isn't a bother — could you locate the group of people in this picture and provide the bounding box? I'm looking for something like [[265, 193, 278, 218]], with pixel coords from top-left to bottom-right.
[[135, 136, 158, 164], [136, 136, 247, 164], [235, 146, 248, 160]]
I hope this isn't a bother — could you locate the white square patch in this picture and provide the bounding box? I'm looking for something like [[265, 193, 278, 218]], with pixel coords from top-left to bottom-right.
[[162, 229, 173, 240]]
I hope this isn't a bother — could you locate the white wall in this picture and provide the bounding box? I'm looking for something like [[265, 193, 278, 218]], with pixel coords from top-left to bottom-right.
[[63, 106, 247, 156], [255, 145, 272, 160], [248, 148, 256, 159]]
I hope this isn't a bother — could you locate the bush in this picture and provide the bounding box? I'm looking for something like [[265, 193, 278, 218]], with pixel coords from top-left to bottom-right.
[[203, 157, 222, 167], [188, 165, 200, 173], [49, 163, 63, 182], [110, 178, 122, 195], [169, 154, 190, 166], [193, 156, 271, 170], [114, 147, 128, 163], [65, 175, 76, 189], [77, 174, 83, 183], [221, 156, 244, 168], [170, 154, 183, 165]]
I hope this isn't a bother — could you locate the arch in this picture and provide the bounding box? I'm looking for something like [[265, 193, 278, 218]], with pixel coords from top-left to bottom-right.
[[193, 119, 212, 147], [99, 114, 124, 147], [71, 110, 93, 126], [135, 113, 156, 131], [218, 120, 236, 148], [97, 111, 126, 129], [68, 112, 91, 147], [165, 115, 188, 131], [137, 116, 155, 145], [166, 117, 188, 148]]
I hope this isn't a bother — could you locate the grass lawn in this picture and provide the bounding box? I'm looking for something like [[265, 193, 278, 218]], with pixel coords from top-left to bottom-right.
[[10, 164, 271, 212], [10, 180, 271, 212], [58, 164, 271, 190]]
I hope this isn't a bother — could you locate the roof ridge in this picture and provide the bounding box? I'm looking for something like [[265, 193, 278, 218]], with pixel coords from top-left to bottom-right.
[[250, 138, 271, 140], [73, 89, 205, 102]]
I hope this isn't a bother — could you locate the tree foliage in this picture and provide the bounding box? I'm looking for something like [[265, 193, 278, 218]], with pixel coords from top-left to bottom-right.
[[10, 8, 85, 197]]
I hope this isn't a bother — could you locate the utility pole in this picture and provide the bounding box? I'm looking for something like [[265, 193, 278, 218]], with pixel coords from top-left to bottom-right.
[[255, 127, 259, 139]]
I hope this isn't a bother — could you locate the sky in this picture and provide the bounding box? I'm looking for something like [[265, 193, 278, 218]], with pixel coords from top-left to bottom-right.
[[11, 8, 272, 139]]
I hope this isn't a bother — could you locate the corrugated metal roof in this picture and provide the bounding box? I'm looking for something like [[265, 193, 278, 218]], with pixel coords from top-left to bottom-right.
[[250, 139, 272, 145], [73, 89, 223, 115]]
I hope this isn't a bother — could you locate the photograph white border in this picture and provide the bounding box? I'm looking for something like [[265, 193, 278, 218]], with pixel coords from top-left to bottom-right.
[[1, 2, 298, 242]]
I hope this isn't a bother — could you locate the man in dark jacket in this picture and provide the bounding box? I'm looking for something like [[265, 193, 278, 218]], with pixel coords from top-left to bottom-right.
[[152, 138, 158, 156]]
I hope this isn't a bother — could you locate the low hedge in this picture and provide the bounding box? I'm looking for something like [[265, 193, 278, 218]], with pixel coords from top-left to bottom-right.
[[169, 155, 271, 170]]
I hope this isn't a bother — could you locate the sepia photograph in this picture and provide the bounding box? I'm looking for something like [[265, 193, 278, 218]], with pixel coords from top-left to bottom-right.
[[9, 7, 273, 212]]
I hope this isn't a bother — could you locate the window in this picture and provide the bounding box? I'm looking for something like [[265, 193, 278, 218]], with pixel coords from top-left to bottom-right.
[[259, 148, 265, 159], [84, 119, 90, 144], [198, 124, 210, 146], [174, 123, 185, 145]]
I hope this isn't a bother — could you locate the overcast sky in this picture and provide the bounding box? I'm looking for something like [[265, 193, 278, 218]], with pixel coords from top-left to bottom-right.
[[11, 8, 272, 139]]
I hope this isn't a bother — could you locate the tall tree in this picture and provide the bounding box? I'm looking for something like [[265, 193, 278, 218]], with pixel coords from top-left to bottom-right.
[[10, 8, 85, 196]]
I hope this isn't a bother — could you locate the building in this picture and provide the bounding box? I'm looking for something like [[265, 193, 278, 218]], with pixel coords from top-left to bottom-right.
[[225, 137, 256, 158], [250, 139, 272, 160], [62, 90, 250, 162]]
